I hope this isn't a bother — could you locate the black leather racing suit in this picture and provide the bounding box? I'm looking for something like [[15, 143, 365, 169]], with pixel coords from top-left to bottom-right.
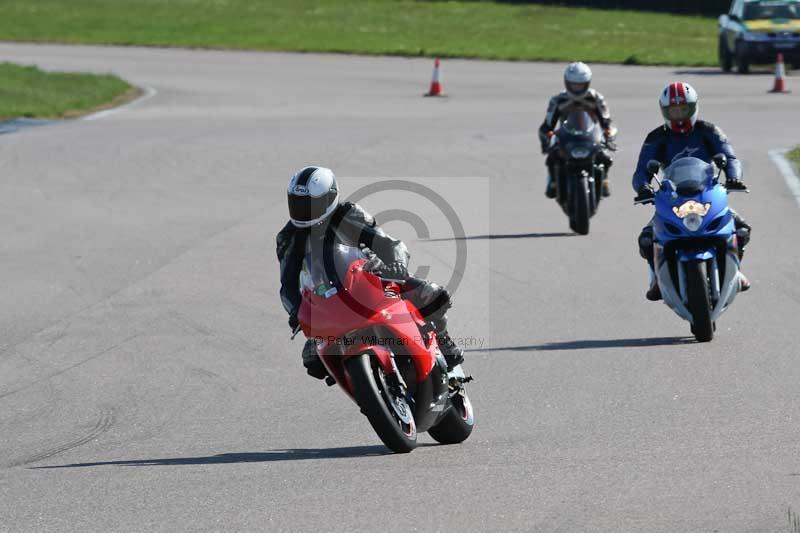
[[276, 202, 457, 374], [538, 89, 615, 179]]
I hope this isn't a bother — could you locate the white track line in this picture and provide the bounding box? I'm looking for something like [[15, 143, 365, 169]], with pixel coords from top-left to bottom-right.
[[83, 85, 157, 121], [769, 149, 800, 208]]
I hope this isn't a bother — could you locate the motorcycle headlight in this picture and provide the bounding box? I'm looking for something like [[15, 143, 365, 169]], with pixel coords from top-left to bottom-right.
[[683, 213, 703, 232], [570, 147, 591, 159]]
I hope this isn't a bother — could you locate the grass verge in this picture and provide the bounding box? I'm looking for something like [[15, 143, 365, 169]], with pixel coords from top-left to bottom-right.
[[0, 62, 136, 120], [788, 146, 800, 171], [0, 0, 718, 66], [786, 146, 800, 168]]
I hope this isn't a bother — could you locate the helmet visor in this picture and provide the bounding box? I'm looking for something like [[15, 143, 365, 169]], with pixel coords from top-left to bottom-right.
[[662, 102, 696, 122], [288, 190, 337, 223], [566, 81, 589, 95]]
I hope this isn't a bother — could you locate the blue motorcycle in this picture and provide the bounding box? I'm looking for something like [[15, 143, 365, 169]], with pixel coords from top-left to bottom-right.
[[636, 156, 748, 342]]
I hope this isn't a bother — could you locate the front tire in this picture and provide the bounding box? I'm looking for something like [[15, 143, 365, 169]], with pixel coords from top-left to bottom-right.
[[686, 261, 714, 342], [346, 353, 417, 453], [569, 175, 591, 235], [428, 389, 475, 445]]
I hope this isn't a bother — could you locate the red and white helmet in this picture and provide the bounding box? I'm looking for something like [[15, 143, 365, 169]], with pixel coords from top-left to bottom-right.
[[659, 82, 699, 134]]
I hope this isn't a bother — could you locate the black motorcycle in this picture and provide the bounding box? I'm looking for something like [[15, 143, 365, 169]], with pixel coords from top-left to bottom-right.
[[549, 110, 615, 235]]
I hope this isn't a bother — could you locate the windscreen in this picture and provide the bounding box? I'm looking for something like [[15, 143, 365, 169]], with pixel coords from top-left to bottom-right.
[[662, 157, 715, 193], [299, 242, 366, 296], [744, 2, 799, 19], [561, 110, 598, 136]]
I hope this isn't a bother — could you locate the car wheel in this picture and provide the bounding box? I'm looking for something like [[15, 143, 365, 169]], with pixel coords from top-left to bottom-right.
[[735, 42, 750, 74], [719, 38, 733, 73]]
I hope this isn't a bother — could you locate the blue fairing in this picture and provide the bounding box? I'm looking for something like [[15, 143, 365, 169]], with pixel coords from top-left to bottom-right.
[[652, 158, 735, 262]]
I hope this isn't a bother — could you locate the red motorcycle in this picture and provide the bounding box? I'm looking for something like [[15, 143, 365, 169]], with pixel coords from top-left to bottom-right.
[[296, 243, 474, 453]]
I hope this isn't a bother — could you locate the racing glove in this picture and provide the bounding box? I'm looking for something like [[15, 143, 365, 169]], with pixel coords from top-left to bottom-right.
[[361, 246, 408, 280], [541, 131, 555, 154], [377, 261, 408, 280], [634, 184, 655, 203], [360, 246, 385, 273], [288, 311, 299, 332]]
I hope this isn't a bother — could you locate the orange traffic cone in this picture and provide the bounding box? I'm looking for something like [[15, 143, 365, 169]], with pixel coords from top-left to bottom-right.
[[769, 53, 790, 93], [424, 58, 444, 97]]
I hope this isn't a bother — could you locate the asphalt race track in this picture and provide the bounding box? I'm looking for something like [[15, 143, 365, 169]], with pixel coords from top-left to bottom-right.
[[1, 43, 799, 532]]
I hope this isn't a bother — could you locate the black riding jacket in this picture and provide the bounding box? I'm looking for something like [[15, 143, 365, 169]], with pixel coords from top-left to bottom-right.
[[276, 202, 409, 315]]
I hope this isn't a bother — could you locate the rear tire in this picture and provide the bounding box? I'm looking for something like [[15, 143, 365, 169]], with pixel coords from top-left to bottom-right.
[[346, 354, 417, 453], [686, 261, 714, 342], [569, 175, 591, 235], [428, 389, 475, 445]]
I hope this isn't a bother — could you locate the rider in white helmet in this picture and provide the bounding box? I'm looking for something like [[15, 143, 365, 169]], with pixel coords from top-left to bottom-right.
[[539, 62, 617, 198], [276, 166, 465, 380]]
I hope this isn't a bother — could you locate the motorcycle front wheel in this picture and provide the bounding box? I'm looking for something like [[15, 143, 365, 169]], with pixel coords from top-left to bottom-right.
[[569, 175, 591, 235], [686, 260, 714, 342], [346, 353, 417, 453]]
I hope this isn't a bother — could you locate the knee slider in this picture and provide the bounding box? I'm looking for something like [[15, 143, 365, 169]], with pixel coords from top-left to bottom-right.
[[638, 228, 654, 260], [736, 226, 751, 248]]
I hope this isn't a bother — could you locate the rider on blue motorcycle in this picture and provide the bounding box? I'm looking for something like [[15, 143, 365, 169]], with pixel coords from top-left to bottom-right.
[[276, 166, 464, 379], [633, 82, 752, 301]]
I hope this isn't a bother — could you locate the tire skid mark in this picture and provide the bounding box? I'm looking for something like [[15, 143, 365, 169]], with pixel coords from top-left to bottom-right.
[[5, 406, 114, 468]]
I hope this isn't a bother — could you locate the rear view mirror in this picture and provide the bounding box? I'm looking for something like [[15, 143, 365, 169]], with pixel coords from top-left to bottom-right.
[[713, 153, 728, 170], [647, 160, 661, 176]]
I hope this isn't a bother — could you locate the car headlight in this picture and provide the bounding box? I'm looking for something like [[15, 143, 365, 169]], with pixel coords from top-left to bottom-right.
[[570, 147, 591, 159], [683, 213, 704, 232]]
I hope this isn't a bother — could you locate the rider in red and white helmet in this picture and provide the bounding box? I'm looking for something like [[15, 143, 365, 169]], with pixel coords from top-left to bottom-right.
[[632, 82, 752, 301], [659, 81, 699, 134]]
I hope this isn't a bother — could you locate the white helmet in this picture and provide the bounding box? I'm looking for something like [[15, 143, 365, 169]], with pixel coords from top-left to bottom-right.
[[287, 166, 339, 228], [659, 82, 699, 134], [564, 62, 592, 97]]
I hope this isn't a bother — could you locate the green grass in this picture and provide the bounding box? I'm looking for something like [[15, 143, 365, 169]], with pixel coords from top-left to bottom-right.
[[0, 62, 134, 120], [0, 0, 719, 66], [788, 146, 800, 171]]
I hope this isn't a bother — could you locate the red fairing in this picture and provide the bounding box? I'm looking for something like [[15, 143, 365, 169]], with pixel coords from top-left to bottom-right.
[[298, 259, 439, 394]]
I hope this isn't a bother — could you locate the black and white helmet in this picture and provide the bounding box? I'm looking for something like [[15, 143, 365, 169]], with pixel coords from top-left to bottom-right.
[[564, 61, 592, 98], [287, 166, 339, 228]]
